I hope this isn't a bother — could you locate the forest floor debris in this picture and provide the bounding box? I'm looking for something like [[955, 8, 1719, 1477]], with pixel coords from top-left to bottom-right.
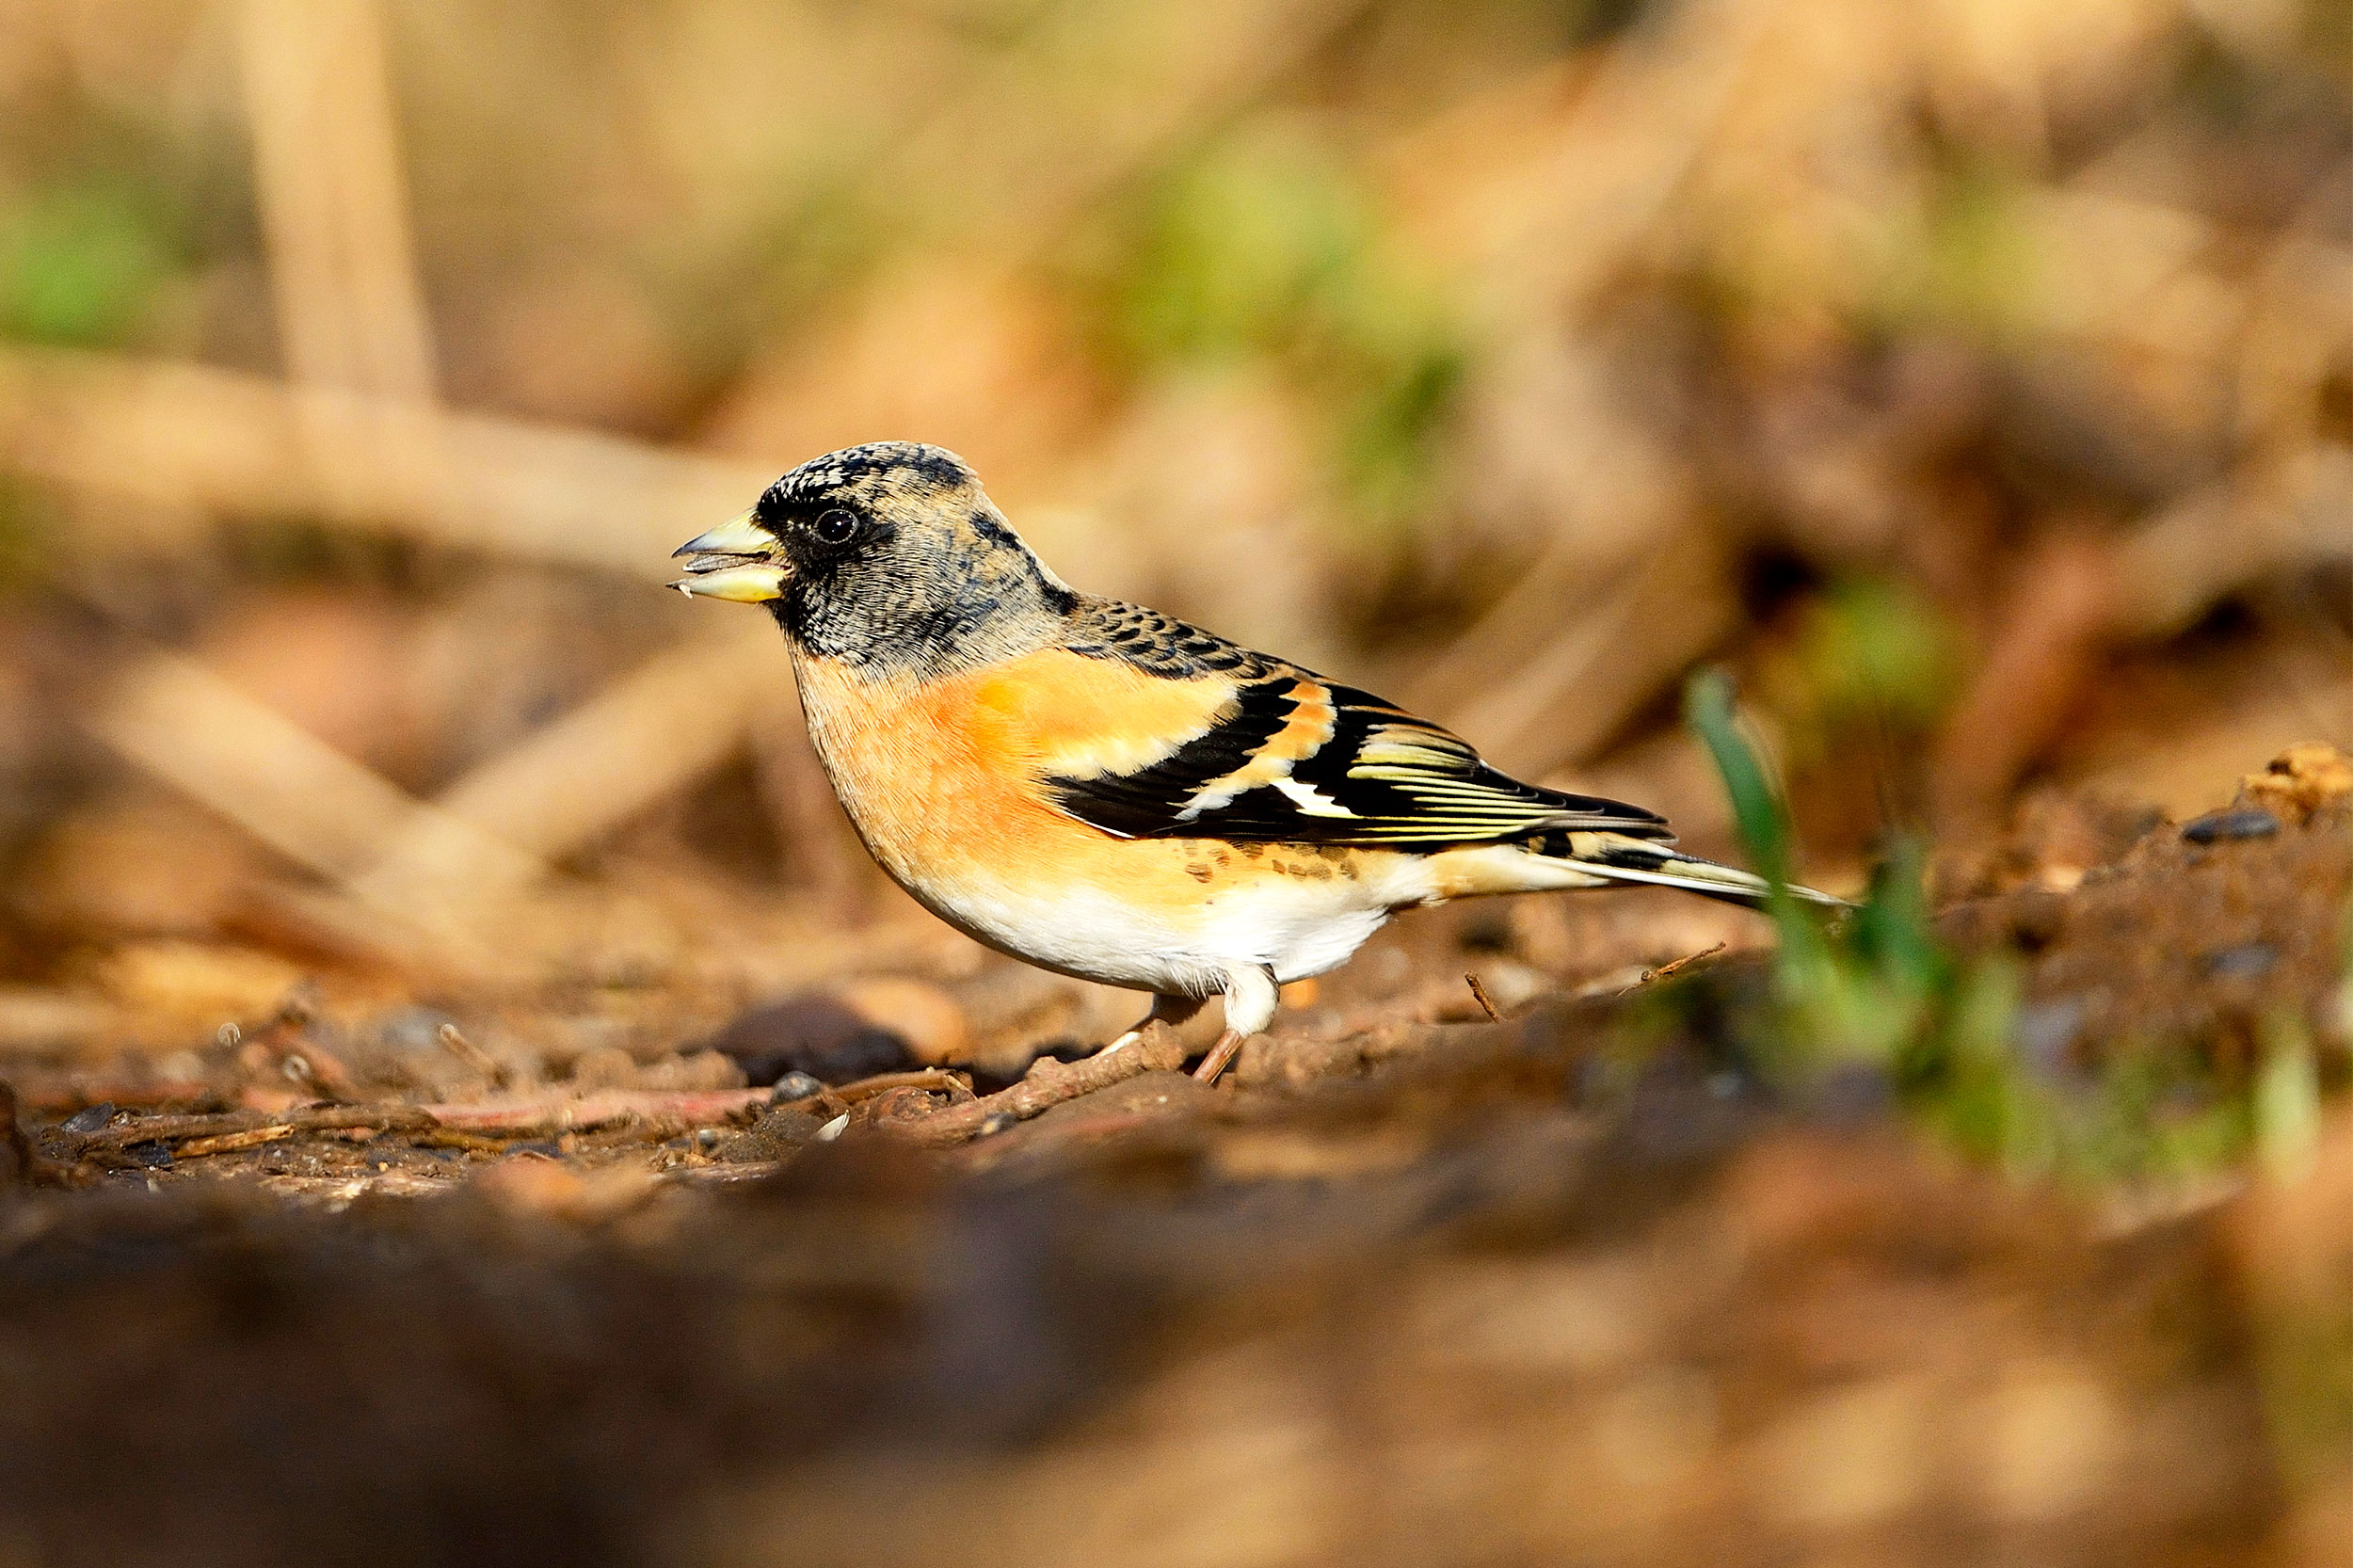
[[1, 764, 2348, 1568]]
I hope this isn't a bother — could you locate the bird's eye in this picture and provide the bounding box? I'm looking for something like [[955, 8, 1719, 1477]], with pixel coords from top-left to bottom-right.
[[812, 508, 859, 546]]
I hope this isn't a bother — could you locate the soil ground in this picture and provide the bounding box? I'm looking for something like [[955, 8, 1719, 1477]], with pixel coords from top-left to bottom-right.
[[2, 772, 2348, 1568]]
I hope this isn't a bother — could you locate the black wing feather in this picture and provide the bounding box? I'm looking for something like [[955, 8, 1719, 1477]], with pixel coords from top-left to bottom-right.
[[1043, 662, 1672, 850], [1041, 677, 1298, 839]]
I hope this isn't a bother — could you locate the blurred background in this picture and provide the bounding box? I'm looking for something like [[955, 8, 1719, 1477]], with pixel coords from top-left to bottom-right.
[[0, 0, 2347, 1035], [0, 3, 2350, 1564]]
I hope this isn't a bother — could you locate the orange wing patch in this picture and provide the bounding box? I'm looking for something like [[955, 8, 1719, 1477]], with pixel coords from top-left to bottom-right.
[[1175, 679, 1343, 818], [969, 648, 1241, 780]]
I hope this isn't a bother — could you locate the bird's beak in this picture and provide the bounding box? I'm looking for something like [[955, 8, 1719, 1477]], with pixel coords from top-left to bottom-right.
[[670, 508, 785, 602]]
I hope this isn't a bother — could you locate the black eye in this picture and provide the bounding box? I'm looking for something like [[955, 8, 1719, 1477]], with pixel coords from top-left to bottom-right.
[[812, 508, 859, 545]]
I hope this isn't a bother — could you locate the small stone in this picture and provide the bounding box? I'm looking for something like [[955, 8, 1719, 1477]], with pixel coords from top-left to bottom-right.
[[707, 1108, 823, 1161], [2181, 808, 2280, 844], [705, 993, 920, 1085], [122, 1140, 172, 1169], [771, 1071, 824, 1102], [59, 1102, 116, 1136]]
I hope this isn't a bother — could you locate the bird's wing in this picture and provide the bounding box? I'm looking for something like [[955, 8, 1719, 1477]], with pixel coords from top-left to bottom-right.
[[1057, 598, 1276, 680], [1031, 604, 1671, 850]]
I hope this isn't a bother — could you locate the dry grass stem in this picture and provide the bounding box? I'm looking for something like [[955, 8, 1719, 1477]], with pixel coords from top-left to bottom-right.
[[0, 347, 772, 574], [237, 0, 438, 401]]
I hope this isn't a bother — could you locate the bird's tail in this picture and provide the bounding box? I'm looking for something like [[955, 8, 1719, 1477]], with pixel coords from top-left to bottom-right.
[[1535, 829, 1848, 909]]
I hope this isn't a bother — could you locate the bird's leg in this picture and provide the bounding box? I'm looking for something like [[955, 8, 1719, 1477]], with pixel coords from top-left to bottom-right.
[[1192, 966, 1278, 1085], [1094, 993, 1204, 1057]]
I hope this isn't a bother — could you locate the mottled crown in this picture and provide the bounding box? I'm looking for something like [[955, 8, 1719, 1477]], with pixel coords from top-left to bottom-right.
[[760, 441, 977, 517], [754, 441, 1076, 675]]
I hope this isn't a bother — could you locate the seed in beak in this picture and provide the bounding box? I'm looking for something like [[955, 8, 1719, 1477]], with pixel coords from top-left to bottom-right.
[[671, 562, 786, 602]]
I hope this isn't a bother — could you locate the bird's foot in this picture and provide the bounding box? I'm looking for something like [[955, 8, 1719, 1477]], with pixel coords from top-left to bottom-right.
[[1079, 1019, 1188, 1071], [1191, 1029, 1249, 1085], [1093, 996, 1206, 1061]]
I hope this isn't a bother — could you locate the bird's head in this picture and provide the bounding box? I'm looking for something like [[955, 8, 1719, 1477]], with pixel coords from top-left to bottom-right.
[[672, 441, 1076, 672]]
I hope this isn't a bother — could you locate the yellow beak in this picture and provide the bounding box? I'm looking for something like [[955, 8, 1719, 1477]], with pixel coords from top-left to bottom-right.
[[670, 508, 785, 602]]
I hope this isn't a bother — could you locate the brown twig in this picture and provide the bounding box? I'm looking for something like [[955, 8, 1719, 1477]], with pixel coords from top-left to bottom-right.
[[772, 1067, 974, 1114], [889, 1026, 1187, 1148], [435, 1022, 505, 1086], [663, 1160, 789, 1187], [174, 1125, 299, 1159], [79, 1089, 776, 1157], [415, 1127, 515, 1155], [840, 1067, 974, 1103], [569, 1116, 693, 1151], [77, 1103, 439, 1152], [1637, 942, 1727, 987], [420, 1089, 771, 1136], [1464, 973, 1502, 1023]]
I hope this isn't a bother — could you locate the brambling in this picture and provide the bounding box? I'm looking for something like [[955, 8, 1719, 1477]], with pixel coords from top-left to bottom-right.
[[675, 442, 1836, 1084]]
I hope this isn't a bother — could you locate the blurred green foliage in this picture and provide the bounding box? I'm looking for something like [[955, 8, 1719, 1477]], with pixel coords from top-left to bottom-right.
[[1115, 129, 1368, 365], [1892, 163, 2037, 340], [1765, 578, 1962, 763], [0, 176, 183, 348], [1679, 667, 2325, 1188], [1106, 126, 1464, 523]]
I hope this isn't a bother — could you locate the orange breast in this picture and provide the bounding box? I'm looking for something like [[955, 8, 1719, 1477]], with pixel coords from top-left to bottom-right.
[[786, 649, 1449, 990], [790, 648, 1242, 915]]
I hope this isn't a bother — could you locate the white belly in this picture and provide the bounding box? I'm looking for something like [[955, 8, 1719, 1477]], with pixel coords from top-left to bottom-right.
[[896, 853, 1426, 998]]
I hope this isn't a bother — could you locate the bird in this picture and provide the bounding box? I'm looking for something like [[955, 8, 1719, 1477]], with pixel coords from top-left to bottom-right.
[[673, 441, 1838, 1085]]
